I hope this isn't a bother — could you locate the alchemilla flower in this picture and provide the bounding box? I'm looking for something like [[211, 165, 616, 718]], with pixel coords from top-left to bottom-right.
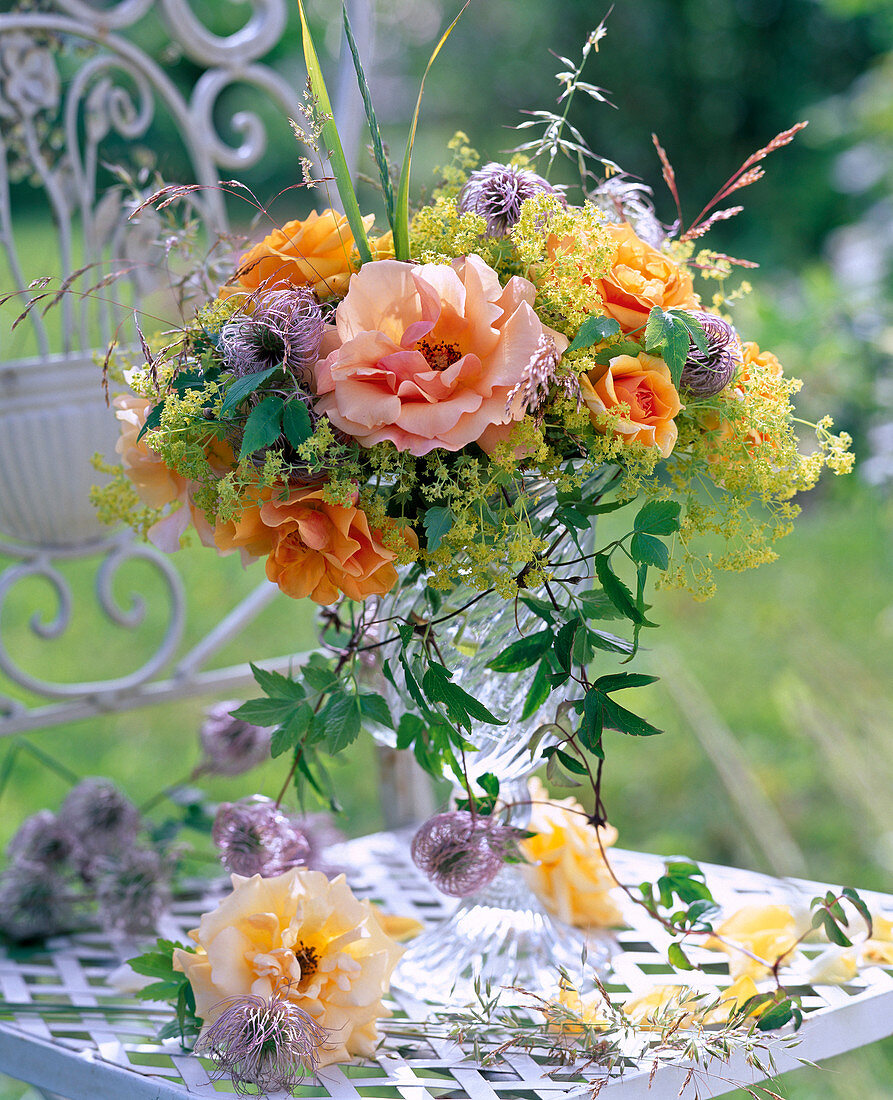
[[458, 162, 565, 237], [196, 994, 328, 1094], [410, 810, 517, 897], [213, 797, 311, 878], [173, 868, 403, 1067]]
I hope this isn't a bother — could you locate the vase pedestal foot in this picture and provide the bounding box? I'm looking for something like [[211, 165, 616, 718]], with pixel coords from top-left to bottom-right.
[[392, 865, 613, 1006]]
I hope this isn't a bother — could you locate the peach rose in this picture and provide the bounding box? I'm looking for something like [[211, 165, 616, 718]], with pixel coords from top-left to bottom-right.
[[173, 869, 403, 1068], [261, 486, 413, 604], [114, 394, 219, 552], [313, 255, 560, 456], [226, 209, 375, 300], [594, 222, 699, 333], [580, 351, 682, 457], [114, 394, 184, 509], [520, 778, 622, 929]]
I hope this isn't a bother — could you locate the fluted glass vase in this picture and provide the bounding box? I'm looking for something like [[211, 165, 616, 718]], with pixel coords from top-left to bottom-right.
[[365, 470, 617, 1005]]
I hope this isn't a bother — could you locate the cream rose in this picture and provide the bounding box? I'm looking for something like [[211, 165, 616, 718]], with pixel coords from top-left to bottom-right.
[[173, 868, 403, 1068]]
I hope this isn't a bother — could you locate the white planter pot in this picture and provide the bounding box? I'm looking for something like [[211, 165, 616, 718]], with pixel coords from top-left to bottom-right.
[[0, 353, 122, 547]]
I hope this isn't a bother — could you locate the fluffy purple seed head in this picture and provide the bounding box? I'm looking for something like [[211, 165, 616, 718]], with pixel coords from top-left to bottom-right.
[[57, 779, 141, 860], [410, 810, 516, 898], [7, 810, 72, 868], [679, 311, 742, 398], [458, 162, 566, 237], [93, 846, 170, 937], [212, 798, 311, 878], [198, 701, 272, 777], [218, 287, 324, 385], [0, 862, 77, 941], [196, 993, 329, 1094]]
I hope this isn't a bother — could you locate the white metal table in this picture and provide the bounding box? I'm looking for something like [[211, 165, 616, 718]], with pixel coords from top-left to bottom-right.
[[1, 832, 891, 1099]]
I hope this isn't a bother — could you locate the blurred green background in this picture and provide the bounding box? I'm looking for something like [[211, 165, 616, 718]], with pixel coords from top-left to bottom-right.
[[1, 0, 892, 1096]]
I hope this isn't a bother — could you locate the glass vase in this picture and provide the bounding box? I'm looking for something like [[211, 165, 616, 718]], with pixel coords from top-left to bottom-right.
[[364, 470, 618, 1004]]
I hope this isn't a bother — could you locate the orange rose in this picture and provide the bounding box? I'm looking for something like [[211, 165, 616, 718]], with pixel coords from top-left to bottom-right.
[[261, 487, 414, 604], [226, 209, 375, 300], [580, 352, 682, 457], [594, 222, 699, 333]]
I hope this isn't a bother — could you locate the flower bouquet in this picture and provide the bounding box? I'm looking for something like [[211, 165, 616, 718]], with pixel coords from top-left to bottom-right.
[[92, 0, 858, 1077]]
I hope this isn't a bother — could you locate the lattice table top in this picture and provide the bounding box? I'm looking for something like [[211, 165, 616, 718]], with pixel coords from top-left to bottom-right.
[[1, 832, 891, 1100]]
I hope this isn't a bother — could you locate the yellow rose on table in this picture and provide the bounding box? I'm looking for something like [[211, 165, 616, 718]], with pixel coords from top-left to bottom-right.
[[705, 903, 803, 980], [520, 778, 622, 930], [172, 868, 403, 1068]]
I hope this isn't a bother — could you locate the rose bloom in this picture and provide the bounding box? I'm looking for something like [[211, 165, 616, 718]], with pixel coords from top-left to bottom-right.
[[520, 778, 622, 929], [593, 222, 699, 333], [580, 351, 682, 457], [114, 394, 218, 553], [226, 209, 375, 300], [173, 869, 403, 1067], [261, 486, 414, 604], [313, 255, 559, 456], [623, 975, 763, 1027], [705, 903, 803, 980]]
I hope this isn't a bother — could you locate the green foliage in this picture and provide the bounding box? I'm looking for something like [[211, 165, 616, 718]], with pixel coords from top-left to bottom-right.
[[130, 940, 201, 1044]]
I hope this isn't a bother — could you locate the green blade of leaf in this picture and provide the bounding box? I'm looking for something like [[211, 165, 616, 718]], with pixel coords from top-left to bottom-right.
[[342, 3, 395, 230], [136, 400, 165, 442], [423, 505, 454, 552], [297, 0, 372, 263], [393, 1, 470, 261]]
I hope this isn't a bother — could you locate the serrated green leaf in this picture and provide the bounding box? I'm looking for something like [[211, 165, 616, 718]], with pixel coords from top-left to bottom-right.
[[672, 309, 709, 355], [644, 307, 690, 388], [602, 696, 662, 737], [487, 630, 551, 672], [231, 698, 302, 727], [359, 692, 393, 730], [318, 692, 362, 753], [239, 395, 283, 461], [520, 595, 557, 625], [423, 662, 504, 730], [219, 365, 278, 417], [302, 662, 340, 693], [595, 672, 660, 693], [594, 553, 653, 626], [396, 712, 426, 750], [479, 772, 500, 796], [555, 617, 582, 672], [630, 532, 670, 570], [578, 589, 625, 621], [580, 689, 605, 757], [423, 505, 454, 552], [135, 980, 184, 1001], [567, 314, 621, 353], [522, 659, 552, 720], [634, 499, 682, 536], [282, 400, 313, 448], [250, 663, 305, 700], [270, 702, 314, 758]]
